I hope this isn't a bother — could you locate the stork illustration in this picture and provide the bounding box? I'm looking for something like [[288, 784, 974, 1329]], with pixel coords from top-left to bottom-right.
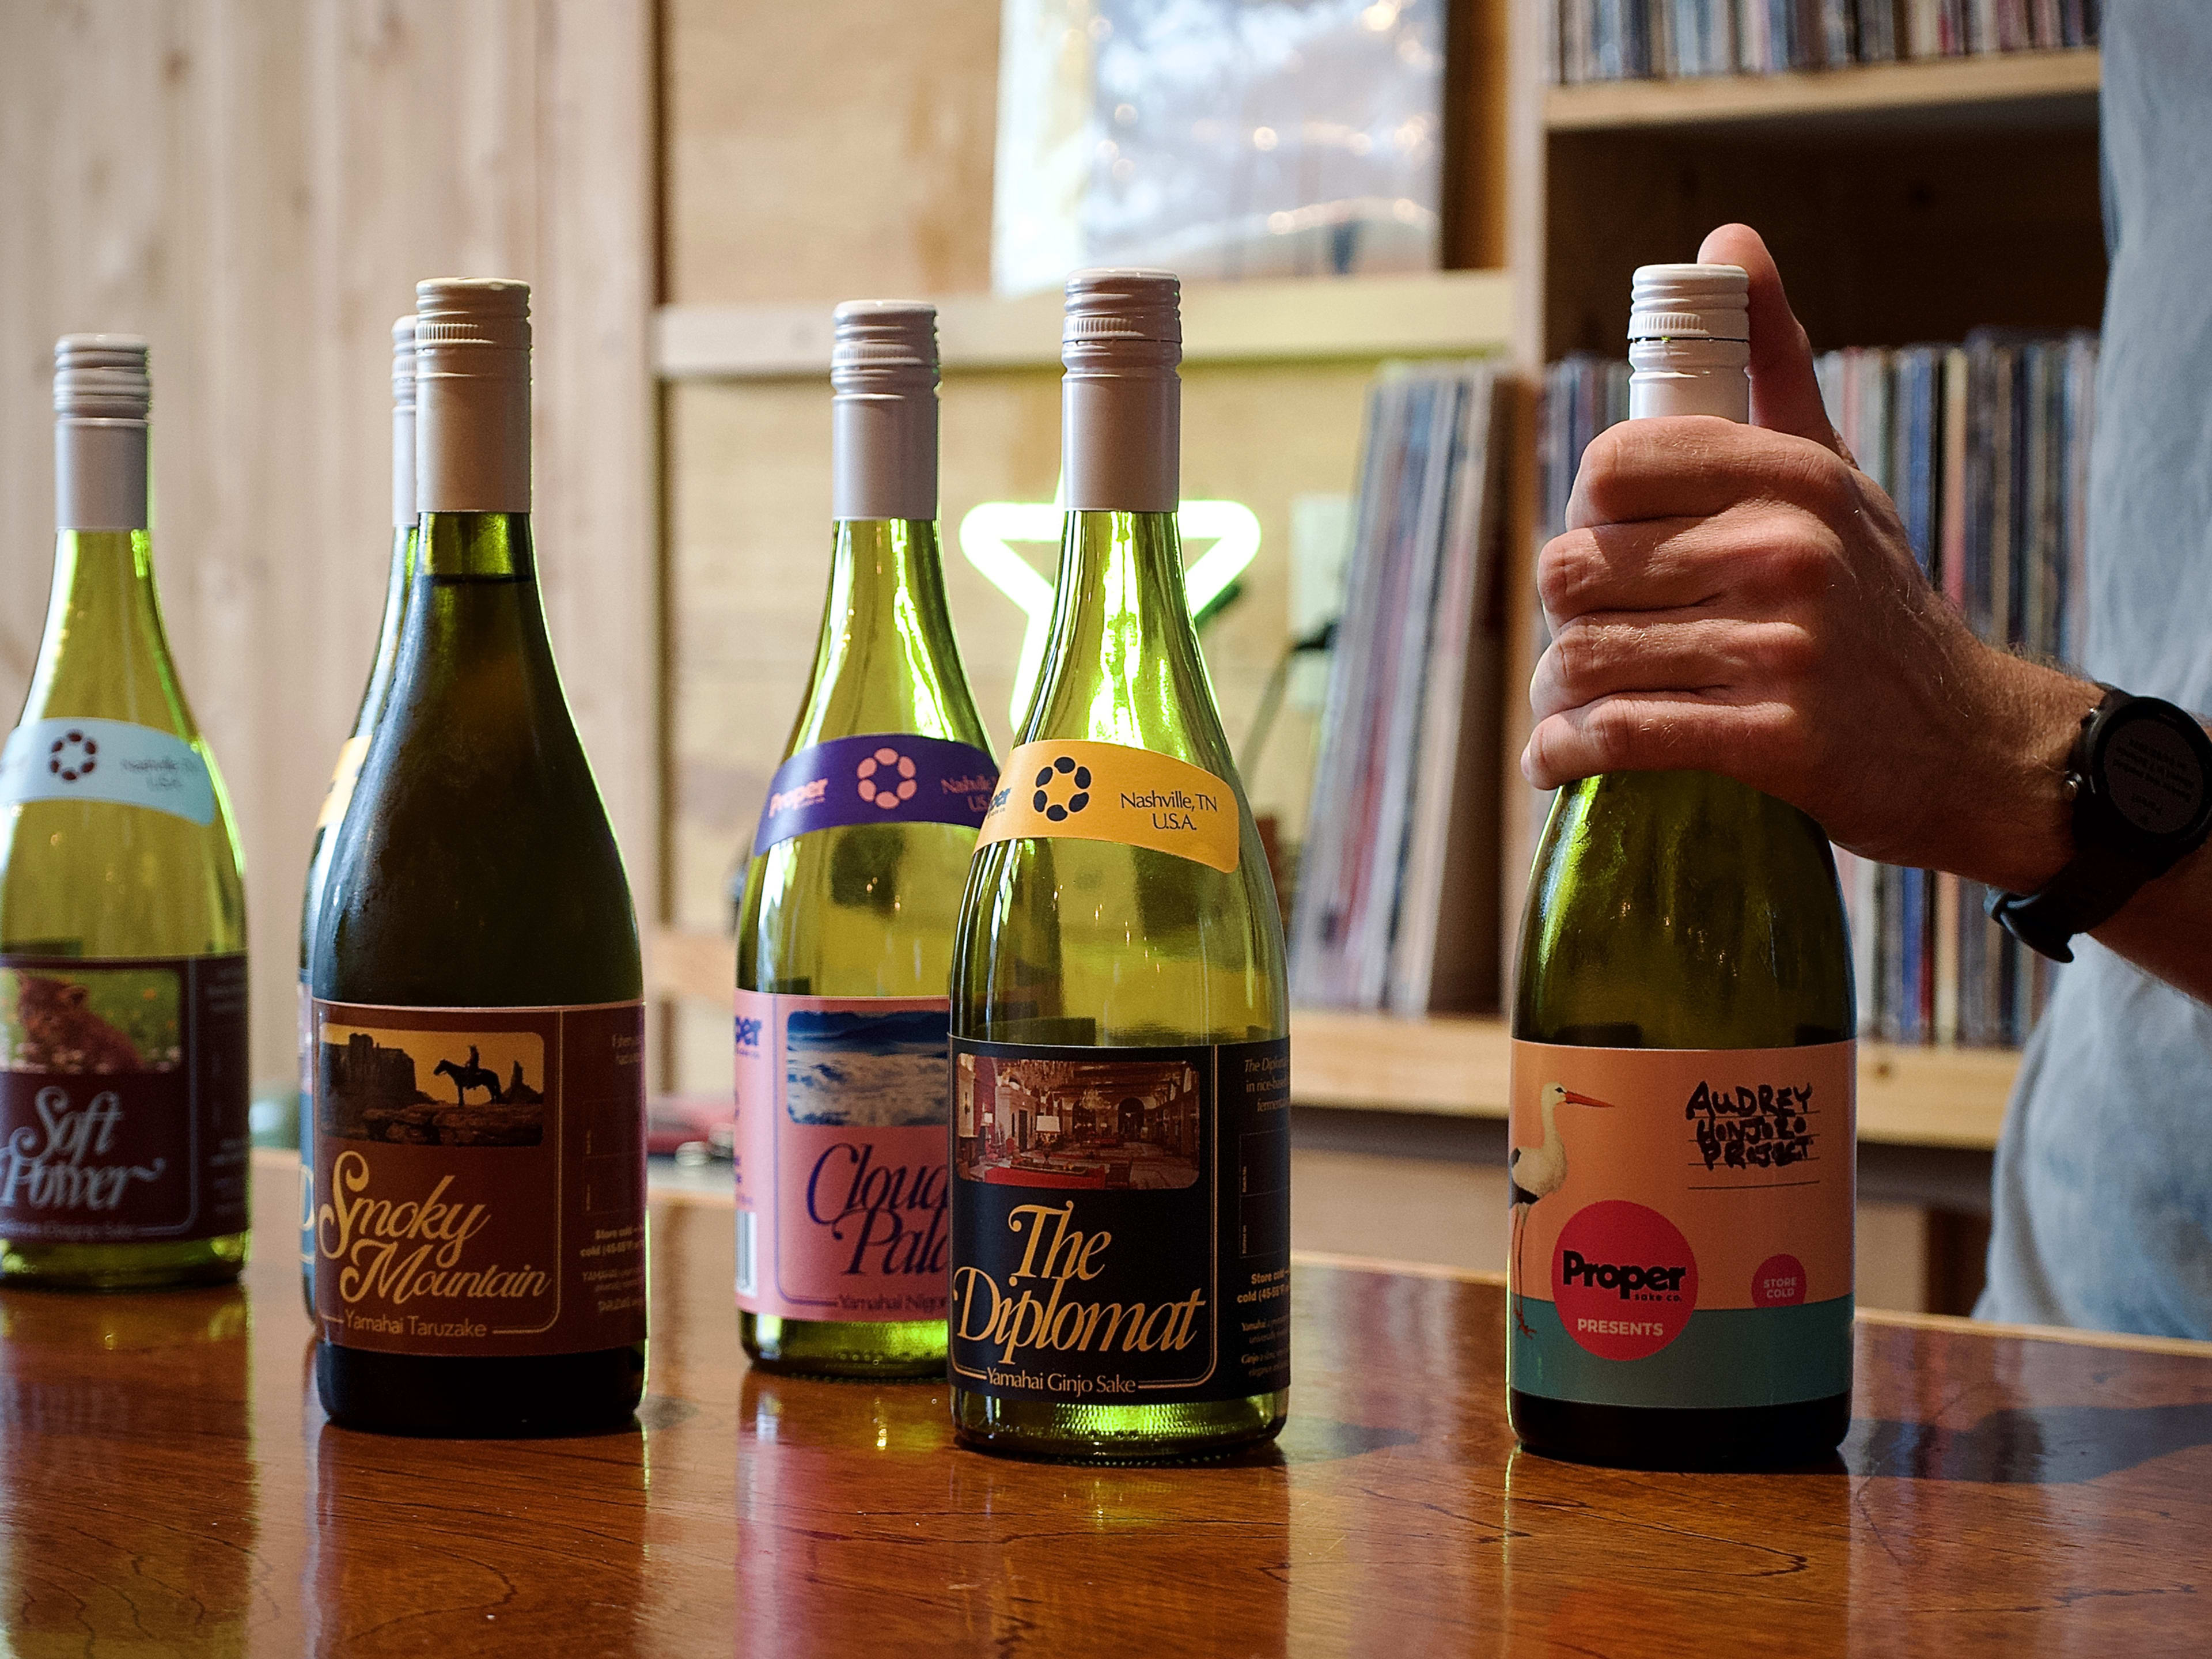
[[1510, 1082, 1616, 1337]]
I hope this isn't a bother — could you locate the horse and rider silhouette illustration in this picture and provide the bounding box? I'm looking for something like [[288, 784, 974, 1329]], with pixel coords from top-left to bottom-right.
[[434, 1045, 504, 1104], [431, 1045, 543, 1108]]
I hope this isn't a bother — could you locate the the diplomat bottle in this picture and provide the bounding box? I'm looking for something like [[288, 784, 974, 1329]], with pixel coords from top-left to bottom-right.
[[311, 280, 646, 1434], [948, 269, 1291, 1461], [298, 316, 419, 1319], [733, 302, 995, 1377], [0, 338, 250, 1290], [1508, 264, 1855, 1469]]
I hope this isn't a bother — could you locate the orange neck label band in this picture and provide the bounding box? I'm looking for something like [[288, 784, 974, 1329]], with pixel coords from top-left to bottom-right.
[[977, 739, 1241, 873]]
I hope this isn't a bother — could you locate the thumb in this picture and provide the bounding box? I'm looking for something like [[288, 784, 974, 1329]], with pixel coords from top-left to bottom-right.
[[1696, 222, 1845, 456]]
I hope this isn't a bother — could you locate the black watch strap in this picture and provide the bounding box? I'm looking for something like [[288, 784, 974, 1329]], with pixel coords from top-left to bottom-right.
[[1990, 687, 2212, 964]]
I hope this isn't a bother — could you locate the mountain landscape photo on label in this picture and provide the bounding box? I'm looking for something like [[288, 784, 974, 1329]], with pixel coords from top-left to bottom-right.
[[783, 1008, 949, 1128], [318, 1023, 546, 1147]]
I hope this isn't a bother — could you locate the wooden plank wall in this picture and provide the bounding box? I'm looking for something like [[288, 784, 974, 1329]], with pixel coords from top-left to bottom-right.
[[0, 0, 657, 1086]]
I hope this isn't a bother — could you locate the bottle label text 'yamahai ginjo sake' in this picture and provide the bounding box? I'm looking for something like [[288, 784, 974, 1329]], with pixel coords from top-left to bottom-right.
[[311, 999, 646, 1356], [1506, 1039, 1855, 1410], [0, 955, 248, 1242], [733, 991, 950, 1322], [949, 1036, 1290, 1404]]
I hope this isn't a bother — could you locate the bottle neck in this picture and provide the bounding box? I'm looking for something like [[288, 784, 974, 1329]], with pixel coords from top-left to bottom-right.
[[797, 518, 976, 743], [1628, 337, 1751, 422], [393, 402, 417, 531], [354, 525, 417, 736], [1024, 508, 1214, 749], [415, 510, 535, 583], [22, 530, 191, 730], [56, 418, 149, 533]]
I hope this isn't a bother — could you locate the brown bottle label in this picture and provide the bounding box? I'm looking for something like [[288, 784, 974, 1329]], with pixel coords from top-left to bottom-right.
[[0, 954, 249, 1244], [310, 999, 646, 1357]]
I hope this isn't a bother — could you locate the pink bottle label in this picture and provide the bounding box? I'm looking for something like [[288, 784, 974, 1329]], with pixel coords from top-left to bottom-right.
[[733, 990, 950, 1323]]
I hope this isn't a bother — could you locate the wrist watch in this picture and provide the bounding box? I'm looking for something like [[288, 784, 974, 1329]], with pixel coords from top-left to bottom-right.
[[1989, 685, 2212, 963]]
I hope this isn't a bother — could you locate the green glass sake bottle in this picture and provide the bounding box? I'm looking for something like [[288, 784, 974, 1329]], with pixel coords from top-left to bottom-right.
[[734, 302, 995, 1378], [946, 270, 1291, 1461], [0, 336, 250, 1290], [298, 315, 418, 1317], [310, 279, 646, 1435], [1507, 265, 1856, 1471]]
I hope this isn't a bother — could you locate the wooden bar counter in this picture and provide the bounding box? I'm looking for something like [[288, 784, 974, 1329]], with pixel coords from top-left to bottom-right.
[[4, 1157, 2210, 1655]]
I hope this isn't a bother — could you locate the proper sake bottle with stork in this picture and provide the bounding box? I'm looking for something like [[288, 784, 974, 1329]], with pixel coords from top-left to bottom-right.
[[1507, 264, 1856, 1469], [298, 315, 419, 1319], [948, 270, 1291, 1460], [310, 279, 647, 1434], [0, 337, 250, 1290], [732, 301, 995, 1377]]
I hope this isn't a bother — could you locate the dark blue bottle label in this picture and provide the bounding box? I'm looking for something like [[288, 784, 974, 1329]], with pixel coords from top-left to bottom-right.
[[948, 1035, 1292, 1406], [752, 734, 997, 856]]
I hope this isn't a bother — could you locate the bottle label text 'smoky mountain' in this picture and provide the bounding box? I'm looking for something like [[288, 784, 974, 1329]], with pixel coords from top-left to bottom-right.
[[310, 999, 647, 1357], [1505, 1039, 1856, 1411], [949, 1036, 1291, 1404], [733, 991, 950, 1322], [0, 955, 248, 1243]]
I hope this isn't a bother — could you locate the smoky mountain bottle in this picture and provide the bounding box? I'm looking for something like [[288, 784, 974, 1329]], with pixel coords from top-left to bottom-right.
[[311, 279, 646, 1435], [733, 302, 994, 1378], [0, 337, 249, 1290], [1507, 266, 1856, 1471], [298, 315, 419, 1319], [947, 270, 1291, 1461]]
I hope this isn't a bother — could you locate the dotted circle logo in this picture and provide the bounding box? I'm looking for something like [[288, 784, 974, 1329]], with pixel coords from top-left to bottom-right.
[[856, 747, 918, 810], [1552, 1199, 1697, 1361], [47, 729, 98, 784], [1031, 755, 1092, 823]]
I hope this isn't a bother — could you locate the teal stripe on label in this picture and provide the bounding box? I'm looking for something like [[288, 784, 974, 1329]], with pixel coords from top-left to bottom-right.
[[1510, 1296, 1853, 1409], [0, 718, 215, 826]]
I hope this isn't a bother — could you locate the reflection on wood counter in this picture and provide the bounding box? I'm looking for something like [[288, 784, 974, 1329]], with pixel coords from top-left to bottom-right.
[[1, 1154, 2207, 1654]]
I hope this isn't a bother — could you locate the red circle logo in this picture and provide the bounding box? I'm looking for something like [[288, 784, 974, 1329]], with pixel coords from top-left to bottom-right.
[[1752, 1253, 1808, 1306], [1552, 1200, 1698, 1361]]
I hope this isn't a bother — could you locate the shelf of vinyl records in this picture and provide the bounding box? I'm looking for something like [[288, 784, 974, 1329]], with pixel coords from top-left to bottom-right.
[[1546, 46, 2099, 133], [650, 929, 2013, 1153], [653, 269, 1514, 380]]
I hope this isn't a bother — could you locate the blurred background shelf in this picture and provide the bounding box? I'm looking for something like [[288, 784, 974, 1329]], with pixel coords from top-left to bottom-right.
[[1544, 47, 2100, 135], [657, 269, 1515, 379], [652, 928, 2013, 1152]]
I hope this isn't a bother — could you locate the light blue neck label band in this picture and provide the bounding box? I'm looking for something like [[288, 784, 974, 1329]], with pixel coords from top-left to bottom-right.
[[0, 718, 216, 826]]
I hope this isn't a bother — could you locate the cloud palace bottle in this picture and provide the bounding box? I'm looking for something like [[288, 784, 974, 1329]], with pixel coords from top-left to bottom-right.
[[947, 269, 1291, 1461], [310, 280, 647, 1434], [733, 301, 995, 1377], [0, 336, 250, 1289], [1507, 264, 1856, 1470]]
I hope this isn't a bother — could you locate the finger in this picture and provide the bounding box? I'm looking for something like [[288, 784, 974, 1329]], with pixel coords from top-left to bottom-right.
[[1530, 615, 1813, 724], [1696, 223, 1847, 457], [1520, 692, 1801, 791], [1566, 416, 1854, 531], [1540, 502, 1833, 626]]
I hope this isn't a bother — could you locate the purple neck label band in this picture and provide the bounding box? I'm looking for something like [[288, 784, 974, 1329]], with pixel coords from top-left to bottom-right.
[[753, 734, 998, 856]]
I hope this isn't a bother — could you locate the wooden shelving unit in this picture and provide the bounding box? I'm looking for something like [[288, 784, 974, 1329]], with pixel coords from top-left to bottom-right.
[[651, 930, 2014, 1152], [656, 268, 1514, 380], [1544, 48, 2099, 134]]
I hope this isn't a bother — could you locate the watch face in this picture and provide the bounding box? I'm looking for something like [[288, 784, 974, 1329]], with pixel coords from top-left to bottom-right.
[[2102, 712, 2207, 837]]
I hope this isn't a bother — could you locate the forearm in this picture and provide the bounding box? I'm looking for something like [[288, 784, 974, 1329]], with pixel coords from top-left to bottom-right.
[[1931, 646, 2212, 1003]]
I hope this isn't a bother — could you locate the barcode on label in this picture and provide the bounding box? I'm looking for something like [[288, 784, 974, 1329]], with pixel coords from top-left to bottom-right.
[[734, 1207, 756, 1297]]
